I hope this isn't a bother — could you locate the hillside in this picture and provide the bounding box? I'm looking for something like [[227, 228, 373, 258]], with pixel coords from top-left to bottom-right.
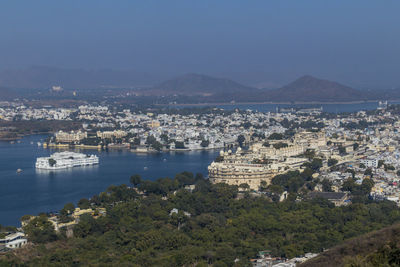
[[1, 172, 400, 266], [0, 66, 161, 89], [0, 87, 16, 100], [301, 222, 400, 267], [148, 73, 257, 96], [265, 75, 369, 102]]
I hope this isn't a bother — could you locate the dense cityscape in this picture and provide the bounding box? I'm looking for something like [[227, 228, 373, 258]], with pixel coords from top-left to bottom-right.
[[2, 99, 400, 265]]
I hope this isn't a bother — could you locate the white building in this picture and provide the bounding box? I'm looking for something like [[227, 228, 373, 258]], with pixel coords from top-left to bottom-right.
[[0, 232, 27, 249]]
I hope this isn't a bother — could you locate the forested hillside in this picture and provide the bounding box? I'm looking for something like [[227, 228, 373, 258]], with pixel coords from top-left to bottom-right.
[[1, 172, 400, 266]]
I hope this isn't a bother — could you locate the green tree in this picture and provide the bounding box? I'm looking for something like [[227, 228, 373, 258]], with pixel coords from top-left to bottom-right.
[[48, 158, 56, 166], [237, 135, 245, 147], [23, 215, 57, 244], [328, 158, 338, 167], [200, 139, 210, 148], [239, 183, 250, 191], [321, 179, 333, 192], [130, 174, 142, 187], [77, 198, 90, 209]]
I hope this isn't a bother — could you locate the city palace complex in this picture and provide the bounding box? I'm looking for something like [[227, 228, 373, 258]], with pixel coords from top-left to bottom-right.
[[1, 101, 400, 206]]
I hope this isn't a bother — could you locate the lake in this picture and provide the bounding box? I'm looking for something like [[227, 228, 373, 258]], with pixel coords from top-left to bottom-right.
[[0, 135, 219, 226], [1, 101, 395, 226], [174, 101, 400, 113]]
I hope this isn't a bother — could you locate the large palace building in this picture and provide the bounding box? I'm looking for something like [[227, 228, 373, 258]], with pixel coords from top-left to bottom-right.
[[208, 131, 326, 190]]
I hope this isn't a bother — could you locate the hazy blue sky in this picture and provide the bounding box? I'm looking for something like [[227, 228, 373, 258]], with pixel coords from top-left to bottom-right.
[[0, 0, 399, 88]]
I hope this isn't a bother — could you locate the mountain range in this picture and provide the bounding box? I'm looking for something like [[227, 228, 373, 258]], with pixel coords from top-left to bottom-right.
[[147, 73, 257, 96], [147, 73, 388, 103], [0, 66, 162, 89], [0, 66, 399, 103]]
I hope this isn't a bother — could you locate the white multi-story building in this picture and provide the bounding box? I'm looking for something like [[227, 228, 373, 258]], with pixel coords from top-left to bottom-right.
[[0, 232, 27, 249]]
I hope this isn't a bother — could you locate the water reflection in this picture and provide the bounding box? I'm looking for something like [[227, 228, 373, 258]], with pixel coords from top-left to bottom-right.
[[35, 165, 99, 176]]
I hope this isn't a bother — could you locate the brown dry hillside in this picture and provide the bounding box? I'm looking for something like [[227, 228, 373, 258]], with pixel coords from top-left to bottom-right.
[[300, 223, 400, 267]]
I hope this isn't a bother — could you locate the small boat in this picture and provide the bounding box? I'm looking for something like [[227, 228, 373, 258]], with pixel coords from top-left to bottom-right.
[[37, 142, 41, 147], [16, 169, 22, 173], [30, 141, 34, 145], [17, 140, 21, 143], [144, 166, 148, 170], [163, 158, 167, 162], [10, 141, 15, 144]]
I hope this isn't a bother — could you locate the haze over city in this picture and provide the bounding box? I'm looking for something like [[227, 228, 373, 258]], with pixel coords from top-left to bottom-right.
[[1, 0, 400, 89]]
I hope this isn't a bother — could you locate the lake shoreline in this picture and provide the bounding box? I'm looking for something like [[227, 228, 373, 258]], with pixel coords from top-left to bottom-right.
[[156, 99, 396, 106]]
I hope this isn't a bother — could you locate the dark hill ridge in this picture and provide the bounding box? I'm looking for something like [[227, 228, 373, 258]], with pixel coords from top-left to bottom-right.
[[300, 223, 400, 267], [0, 68, 395, 102], [0, 87, 17, 100], [147, 74, 376, 102], [0, 66, 161, 89], [265, 75, 369, 102], [149, 73, 258, 96]]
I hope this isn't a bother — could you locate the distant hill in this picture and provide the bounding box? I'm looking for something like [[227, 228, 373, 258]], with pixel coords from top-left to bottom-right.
[[264, 75, 369, 102], [0, 87, 17, 100], [146, 74, 385, 103], [0, 66, 162, 89], [147, 73, 257, 96], [300, 223, 400, 267]]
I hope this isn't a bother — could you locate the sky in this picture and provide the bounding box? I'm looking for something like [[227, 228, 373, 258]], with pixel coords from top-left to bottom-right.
[[0, 0, 399, 88]]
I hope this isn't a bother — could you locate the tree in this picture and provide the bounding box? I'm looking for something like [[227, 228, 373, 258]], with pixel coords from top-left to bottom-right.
[[237, 135, 245, 147], [273, 142, 288, 149], [146, 135, 157, 145], [130, 174, 142, 187], [304, 158, 322, 171], [328, 158, 338, 167], [239, 183, 250, 191], [48, 158, 56, 167], [353, 143, 359, 151], [268, 133, 283, 140], [338, 146, 346, 155], [321, 179, 333, 192], [63, 203, 75, 214], [259, 180, 268, 191], [303, 149, 316, 160], [175, 141, 185, 149], [384, 164, 395, 171], [151, 141, 163, 151], [378, 160, 385, 168], [59, 203, 75, 222], [364, 168, 373, 177], [200, 139, 210, 148], [73, 213, 100, 238], [361, 178, 374, 195], [78, 198, 90, 209], [23, 215, 57, 244]]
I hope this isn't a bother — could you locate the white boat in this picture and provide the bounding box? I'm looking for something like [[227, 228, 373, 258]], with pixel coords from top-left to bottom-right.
[[37, 142, 41, 147], [16, 169, 22, 173], [35, 151, 99, 170]]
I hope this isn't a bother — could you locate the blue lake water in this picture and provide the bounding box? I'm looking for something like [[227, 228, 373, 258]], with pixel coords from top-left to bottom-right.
[[0, 135, 219, 226], [174, 101, 400, 113]]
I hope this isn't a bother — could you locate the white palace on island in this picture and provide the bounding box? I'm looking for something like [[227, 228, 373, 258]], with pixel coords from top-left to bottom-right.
[[35, 151, 99, 170]]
